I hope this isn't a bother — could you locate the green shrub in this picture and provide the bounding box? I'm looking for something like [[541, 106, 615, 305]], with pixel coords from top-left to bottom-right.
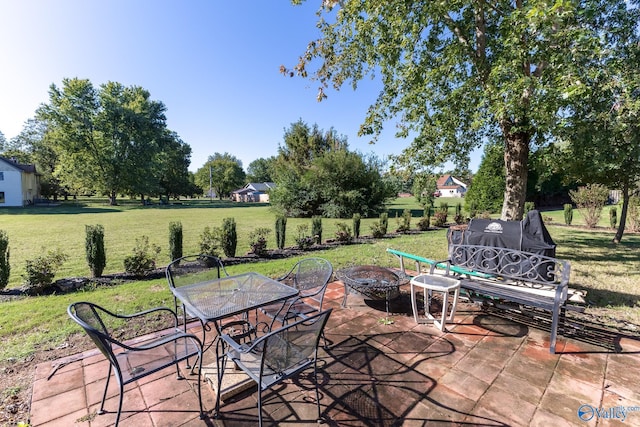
[[396, 209, 411, 233], [467, 200, 479, 218], [123, 236, 161, 276], [275, 215, 287, 250], [563, 204, 573, 225], [23, 248, 68, 294], [417, 207, 431, 231], [610, 207, 617, 229], [380, 213, 388, 234], [335, 222, 353, 243], [0, 230, 9, 290], [370, 221, 385, 238], [370, 212, 389, 238], [312, 216, 323, 244], [85, 224, 106, 277], [249, 227, 271, 257], [168, 221, 183, 262], [432, 210, 448, 227], [221, 217, 237, 257], [454, 203, 464, 224], [199, 226, 221, 257], [295, 224, 315, 250], [570, 184, 609, 228], [417, 216, 430, 231], [353, 213, 361, 239]]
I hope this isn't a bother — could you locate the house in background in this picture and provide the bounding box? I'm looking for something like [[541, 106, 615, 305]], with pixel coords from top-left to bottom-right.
[[0, 156, 41, 206], [436, 174, 467, 198], [231, 182, 275, 203]]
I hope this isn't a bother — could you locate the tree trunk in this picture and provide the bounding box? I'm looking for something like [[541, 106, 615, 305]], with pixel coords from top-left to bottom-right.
[[613, 181, 629, 244], [109, 191, 117, 206], [500, 120, 530, 221]]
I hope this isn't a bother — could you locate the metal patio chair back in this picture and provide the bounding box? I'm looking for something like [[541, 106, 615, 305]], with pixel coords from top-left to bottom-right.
[[261, 257, 333, 327], [67, 302, 204, 427], [166, 254, 229, 325], [217, 308, 332, 426]]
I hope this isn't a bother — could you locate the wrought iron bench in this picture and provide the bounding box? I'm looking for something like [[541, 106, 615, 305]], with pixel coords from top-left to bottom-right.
[[433, 244, 571, 353]]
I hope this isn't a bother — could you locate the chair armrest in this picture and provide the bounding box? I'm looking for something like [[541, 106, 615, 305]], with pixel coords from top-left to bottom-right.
[[220, 332, 265, 361], [430, 259, 451, 275], [106, 328, 203, 352], [105, 306, 179, 325]]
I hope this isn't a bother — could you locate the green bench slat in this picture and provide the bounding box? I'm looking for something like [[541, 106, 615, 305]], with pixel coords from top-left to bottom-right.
[[386, 248, 492, 279]]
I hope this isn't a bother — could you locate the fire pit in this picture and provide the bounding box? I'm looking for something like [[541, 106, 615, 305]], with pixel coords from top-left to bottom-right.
[[337, 265, 401, 323]]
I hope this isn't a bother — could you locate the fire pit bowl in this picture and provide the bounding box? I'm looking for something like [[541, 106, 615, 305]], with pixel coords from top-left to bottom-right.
[[337, 265, 401, 306]]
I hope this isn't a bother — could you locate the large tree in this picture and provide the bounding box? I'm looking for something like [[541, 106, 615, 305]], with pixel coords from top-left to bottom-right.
[[194, 153, 246, 199], [157, 130, 197, 199], [286, 0, 633, 220], [270, 120, 395, 217], [39, 78, 170, 204]]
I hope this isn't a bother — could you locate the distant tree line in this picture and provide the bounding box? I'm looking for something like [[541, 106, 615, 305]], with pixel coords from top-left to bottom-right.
[[1, 78, 199, 205]]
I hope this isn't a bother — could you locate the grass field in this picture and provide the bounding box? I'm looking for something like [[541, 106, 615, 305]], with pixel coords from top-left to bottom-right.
[[0, 196, 638, 361]]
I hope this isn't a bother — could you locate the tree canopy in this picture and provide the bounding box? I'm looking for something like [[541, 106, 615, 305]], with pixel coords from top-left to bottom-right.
[[555, 10, 640, 242], [269, 120, 395, 217], [287, 0, 639, 220], [194, 152, 246, 199], [247, 157, 276, 183], [36, 78, 192, 204]]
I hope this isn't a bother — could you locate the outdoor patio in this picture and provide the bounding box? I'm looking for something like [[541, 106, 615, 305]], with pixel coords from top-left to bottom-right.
[[31, 280, 640, 426]]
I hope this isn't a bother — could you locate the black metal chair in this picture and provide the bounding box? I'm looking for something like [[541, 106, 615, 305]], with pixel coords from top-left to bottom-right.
[[260, 257, 333, 330], [216, 308, 332, 426], [166, 254, 229, 328], [67, 302, 204, 426]]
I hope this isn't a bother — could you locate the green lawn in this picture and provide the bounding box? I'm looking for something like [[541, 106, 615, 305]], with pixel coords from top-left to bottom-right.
[[0, 197, 639, 361], [0, 198, 415, 288]]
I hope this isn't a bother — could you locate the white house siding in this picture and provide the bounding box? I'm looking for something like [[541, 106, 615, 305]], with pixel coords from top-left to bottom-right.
[[0, 164, 24, 206]]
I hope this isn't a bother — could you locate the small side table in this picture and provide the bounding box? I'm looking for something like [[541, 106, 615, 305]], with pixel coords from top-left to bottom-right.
[[410, 274, 461, 331]]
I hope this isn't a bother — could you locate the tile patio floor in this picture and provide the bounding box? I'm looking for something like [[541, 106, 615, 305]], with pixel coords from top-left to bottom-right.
[[31, 281, 640, 426]]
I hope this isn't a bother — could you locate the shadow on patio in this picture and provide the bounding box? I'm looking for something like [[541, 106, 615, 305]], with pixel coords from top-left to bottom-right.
[[30, 281, 640, 426]]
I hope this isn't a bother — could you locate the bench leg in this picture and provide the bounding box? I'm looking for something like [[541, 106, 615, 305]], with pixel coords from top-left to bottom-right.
[[550, 307, 560, 354]]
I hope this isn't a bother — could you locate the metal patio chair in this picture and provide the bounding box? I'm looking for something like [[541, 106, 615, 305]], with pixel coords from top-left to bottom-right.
[[67, 302, 204, 427], [166, 254, 229, 329], [216, 308, 332, 426], [260, 257, 333, 330]]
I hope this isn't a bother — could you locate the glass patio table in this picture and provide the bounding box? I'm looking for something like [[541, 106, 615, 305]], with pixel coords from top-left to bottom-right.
[[170, 271, 298, 335], [170, 271, 299, 402]]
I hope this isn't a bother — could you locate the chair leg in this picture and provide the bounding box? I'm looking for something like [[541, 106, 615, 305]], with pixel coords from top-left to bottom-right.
[[98, 364, 113, 415], [114, 383, 124, 427], [314, 362, 322, 422], [258, 388, 263, 427], [197, 350, 204, 419]]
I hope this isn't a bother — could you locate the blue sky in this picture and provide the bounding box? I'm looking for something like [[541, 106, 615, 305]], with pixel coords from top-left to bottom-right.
[[0, 0, 480, 173]]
